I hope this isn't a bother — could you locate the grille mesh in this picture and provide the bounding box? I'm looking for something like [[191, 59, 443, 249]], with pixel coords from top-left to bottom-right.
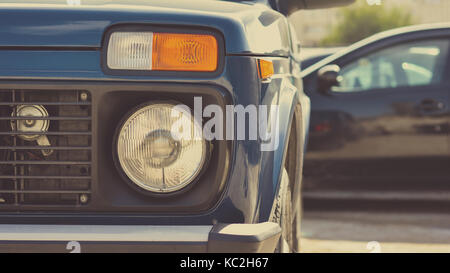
[[0, 90, 92, 208]]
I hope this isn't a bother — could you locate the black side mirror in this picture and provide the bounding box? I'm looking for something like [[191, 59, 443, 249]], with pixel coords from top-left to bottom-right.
[[317, 64, 341, 94]]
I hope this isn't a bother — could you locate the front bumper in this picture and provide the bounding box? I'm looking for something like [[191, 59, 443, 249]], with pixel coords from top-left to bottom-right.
[[0, 222, 281, 253]]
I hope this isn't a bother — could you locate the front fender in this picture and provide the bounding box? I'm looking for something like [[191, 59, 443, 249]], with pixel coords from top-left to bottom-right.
[[257, 76, 301, 222]]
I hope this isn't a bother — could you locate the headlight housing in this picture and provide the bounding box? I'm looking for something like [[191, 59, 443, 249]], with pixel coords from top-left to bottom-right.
[[107, 31, 218, 72], [116, 102, 208, 194]]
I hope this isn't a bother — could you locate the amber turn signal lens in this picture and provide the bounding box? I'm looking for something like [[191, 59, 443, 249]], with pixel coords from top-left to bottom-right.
[[152, 33, 218, 72], [257, 59, 274, 80]]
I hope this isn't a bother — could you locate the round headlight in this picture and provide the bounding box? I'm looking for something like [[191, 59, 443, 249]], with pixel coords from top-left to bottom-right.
[[116, 103, 207, 194]]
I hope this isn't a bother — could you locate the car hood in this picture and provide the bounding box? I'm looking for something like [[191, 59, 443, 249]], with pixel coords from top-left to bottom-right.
[[6, 0, 253, 14], [0, 0, 290, 56]]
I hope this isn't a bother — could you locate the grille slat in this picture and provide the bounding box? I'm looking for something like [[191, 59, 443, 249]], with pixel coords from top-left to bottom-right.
[[0, 146, 92, 150], [0, 161, 91, 165], [0, 176, 91, 180], [0, 89, 92, 208], [0, 131, 91, 136], [2, 116, 91, 121], [0, 102, 91, 106], [0, 190, 90, 194]]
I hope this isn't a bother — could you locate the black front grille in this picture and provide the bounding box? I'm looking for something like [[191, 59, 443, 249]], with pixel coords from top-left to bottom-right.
[[0, 90, 92, 208]]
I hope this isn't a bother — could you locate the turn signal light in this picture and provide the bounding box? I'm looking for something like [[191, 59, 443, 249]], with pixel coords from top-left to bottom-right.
[[152, 33, 218, 71], [257, 59, 274, 80]]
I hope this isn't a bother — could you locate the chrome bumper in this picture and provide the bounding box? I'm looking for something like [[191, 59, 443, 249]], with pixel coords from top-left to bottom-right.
[[0, 222, 281, 253]]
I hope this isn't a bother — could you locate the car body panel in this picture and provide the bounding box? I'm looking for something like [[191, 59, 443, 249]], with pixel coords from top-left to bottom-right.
[[0, 57, 306, 227], [0, 0, 310, 233], [0, 1, 290, 56]]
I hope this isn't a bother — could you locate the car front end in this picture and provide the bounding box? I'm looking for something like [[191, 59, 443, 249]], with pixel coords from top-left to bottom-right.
[[0, 0, 300, 253]]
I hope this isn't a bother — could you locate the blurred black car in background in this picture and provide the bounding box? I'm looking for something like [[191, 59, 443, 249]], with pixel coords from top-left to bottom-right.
[[301, 47, 342, 69], [301, 24, 450, 198]]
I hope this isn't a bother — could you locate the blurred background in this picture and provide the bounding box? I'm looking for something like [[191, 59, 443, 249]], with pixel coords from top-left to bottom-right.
[[288, 0, 450, 253], [291, 0, 449, 47]]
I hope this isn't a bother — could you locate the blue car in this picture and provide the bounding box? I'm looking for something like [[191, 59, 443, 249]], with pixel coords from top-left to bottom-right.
[[0, 0, 352, 253]]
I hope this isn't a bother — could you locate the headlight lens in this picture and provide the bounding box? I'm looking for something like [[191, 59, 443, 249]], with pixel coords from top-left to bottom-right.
[[117, 103, 207, 193]]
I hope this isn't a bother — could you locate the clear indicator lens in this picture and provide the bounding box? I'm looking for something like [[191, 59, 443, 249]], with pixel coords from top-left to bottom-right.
[[117, 103, 207, 193], [107, 32, 154, 70]]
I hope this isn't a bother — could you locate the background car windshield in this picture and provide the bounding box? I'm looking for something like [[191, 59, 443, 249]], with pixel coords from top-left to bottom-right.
[[334, 39, 450, 92]]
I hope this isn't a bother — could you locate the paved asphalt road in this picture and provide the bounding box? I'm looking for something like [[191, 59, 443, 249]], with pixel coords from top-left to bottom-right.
[[300, 209, 450, 253]]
